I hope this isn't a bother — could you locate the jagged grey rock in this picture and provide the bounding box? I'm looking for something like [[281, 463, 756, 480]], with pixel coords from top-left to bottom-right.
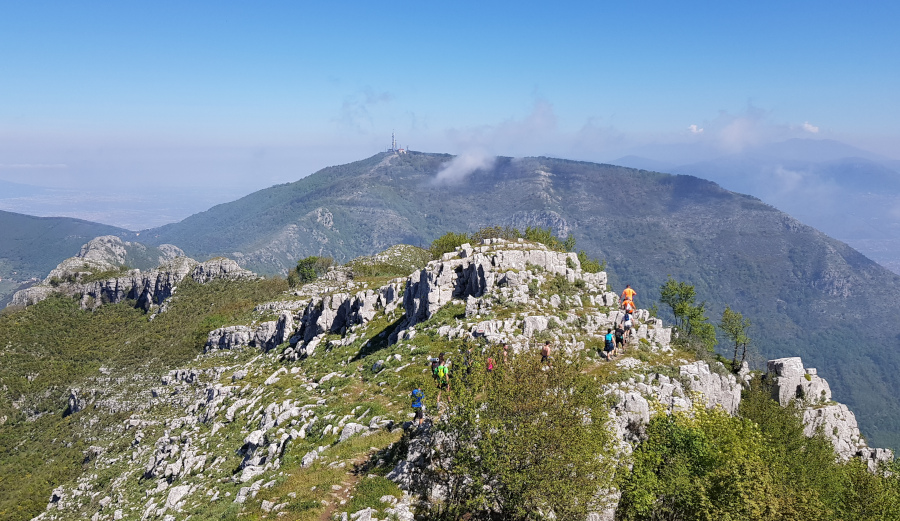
[[766, 357, 892, 464], [190, 258, 256, 283], [339, 423, 368, 442], [679, 361, 741, 414], [767, 357, 831, 406], [10, 238, 257, 312]]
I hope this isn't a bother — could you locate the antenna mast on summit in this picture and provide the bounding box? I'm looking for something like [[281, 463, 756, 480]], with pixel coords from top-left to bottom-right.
[[391, 131, 397, 152]]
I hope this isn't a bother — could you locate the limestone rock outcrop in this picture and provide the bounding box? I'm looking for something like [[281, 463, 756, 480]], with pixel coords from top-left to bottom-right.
[[206, 311, 295, 352], [394, 239, 607, 340], [280, 281, 404, 360], [767, 357, 893, 467], [9, 237, 255, 312]]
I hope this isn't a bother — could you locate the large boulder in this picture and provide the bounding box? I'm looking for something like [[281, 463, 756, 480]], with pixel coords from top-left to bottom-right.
[[680, 361, 742, 414], [767, 357, 831, 406]]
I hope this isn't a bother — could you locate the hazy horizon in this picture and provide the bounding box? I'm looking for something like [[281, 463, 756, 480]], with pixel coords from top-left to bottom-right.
[[2, 2, 899, 262]]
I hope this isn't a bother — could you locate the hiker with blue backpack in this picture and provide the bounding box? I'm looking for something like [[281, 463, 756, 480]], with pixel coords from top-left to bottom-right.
[[604, 328, 616, 360], [411, 387, 425, 427]]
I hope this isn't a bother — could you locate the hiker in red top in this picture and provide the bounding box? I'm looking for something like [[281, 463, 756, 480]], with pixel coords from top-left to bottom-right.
[[621, 284, 636, 305]]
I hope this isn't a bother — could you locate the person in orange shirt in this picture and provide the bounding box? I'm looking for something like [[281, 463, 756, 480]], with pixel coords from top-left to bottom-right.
[[621, 285, 636, 304]]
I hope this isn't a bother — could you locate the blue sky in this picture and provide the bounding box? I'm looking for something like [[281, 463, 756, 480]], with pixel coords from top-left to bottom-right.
[[1, 1, 898, 203]]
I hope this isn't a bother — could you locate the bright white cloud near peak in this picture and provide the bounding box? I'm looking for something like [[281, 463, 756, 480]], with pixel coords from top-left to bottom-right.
[[431, 151, 496, 185]]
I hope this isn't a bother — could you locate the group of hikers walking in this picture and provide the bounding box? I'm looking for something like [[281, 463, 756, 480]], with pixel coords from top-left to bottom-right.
[[604, 284, 636, 360], [411, 283, 640, 425]]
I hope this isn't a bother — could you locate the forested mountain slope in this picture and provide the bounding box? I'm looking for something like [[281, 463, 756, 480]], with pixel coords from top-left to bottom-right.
[[142, 151, 900, 448]]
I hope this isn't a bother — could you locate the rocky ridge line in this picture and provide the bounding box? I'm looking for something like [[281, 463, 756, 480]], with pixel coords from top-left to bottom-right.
[[22, 239, 896, 521], [10, 236, 256, 312]]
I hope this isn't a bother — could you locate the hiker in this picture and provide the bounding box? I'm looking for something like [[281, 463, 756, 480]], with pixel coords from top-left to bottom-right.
[[622, 298, 636, 315], [430, 354, 442, 383], [436, 357, 451, 405], [411, 388, 425, 427], [502, 344, 509, 364], [604, 328, 616, 360], [615, 322, 626, 355], [621, 285, 636, 305], [540, 341, 552, 367], [486, 355, 496, 373], [623, 313, 633, 343]]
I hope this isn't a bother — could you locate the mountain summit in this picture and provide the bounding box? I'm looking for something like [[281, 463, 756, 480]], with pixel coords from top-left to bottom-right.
[[138, 151, 900, 448]]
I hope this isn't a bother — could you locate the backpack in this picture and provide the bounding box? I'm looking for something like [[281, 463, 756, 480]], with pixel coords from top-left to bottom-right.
[[431, 359, 439, 376], [411, 389, 424, 408], [623, 301, 635, 314], [437, 365, 448, 380]]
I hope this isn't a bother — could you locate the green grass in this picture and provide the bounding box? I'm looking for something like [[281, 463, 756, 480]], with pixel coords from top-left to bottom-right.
[[0, 276, 288, 521]]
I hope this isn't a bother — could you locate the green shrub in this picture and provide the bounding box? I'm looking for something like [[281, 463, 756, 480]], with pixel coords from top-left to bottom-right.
[[292, 256, 333, 285], [577, 250, 605, 273], [429, 351, 615, 519], [429, 232, 470, 259]]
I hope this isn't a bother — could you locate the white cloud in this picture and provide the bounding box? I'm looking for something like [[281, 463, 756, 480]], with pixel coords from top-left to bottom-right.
[[802, 121, 820, 133], [431, 150, 496, 185], [688, 124, 704, 134]]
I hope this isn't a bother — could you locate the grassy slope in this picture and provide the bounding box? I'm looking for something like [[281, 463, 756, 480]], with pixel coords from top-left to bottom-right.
[[0, 277, 288, 519], [0, 262, 694, 521]]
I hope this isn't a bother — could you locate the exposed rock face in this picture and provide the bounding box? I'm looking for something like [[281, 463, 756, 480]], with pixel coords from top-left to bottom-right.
[[10, 245, 255, 312], [767, 357, 832, 406], [278, 281, 404, 360], [205, 311, 295, 352], [604, 360, 741, 450], [395, 239, 607, 339], [10, 286, 56, 307], [75, 257, 199, 311], [191, 258, 256, 284], [44, 235, 183, 284], [767, 357, 893, 467], [206, 326, 253, 351], [680, 361, 741, 414]]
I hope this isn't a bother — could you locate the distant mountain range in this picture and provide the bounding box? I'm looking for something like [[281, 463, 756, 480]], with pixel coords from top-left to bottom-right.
[[614, 138, 900, 274], [5, 150, 900, 448]]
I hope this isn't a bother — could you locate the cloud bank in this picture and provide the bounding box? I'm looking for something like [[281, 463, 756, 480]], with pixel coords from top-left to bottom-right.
[[431, 150, 496, 185]]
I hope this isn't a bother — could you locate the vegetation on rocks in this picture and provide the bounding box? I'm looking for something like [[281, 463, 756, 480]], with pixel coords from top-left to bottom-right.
[[2, 237, 899, 521], [430, 350, 615, 520], [660, 276, 716, 353], [621, 380, 900, 520], [428, 226, 578, 259], [720, 306, 752, 372], [0, 277, 287, 519], [288, 256, 333, 287]]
